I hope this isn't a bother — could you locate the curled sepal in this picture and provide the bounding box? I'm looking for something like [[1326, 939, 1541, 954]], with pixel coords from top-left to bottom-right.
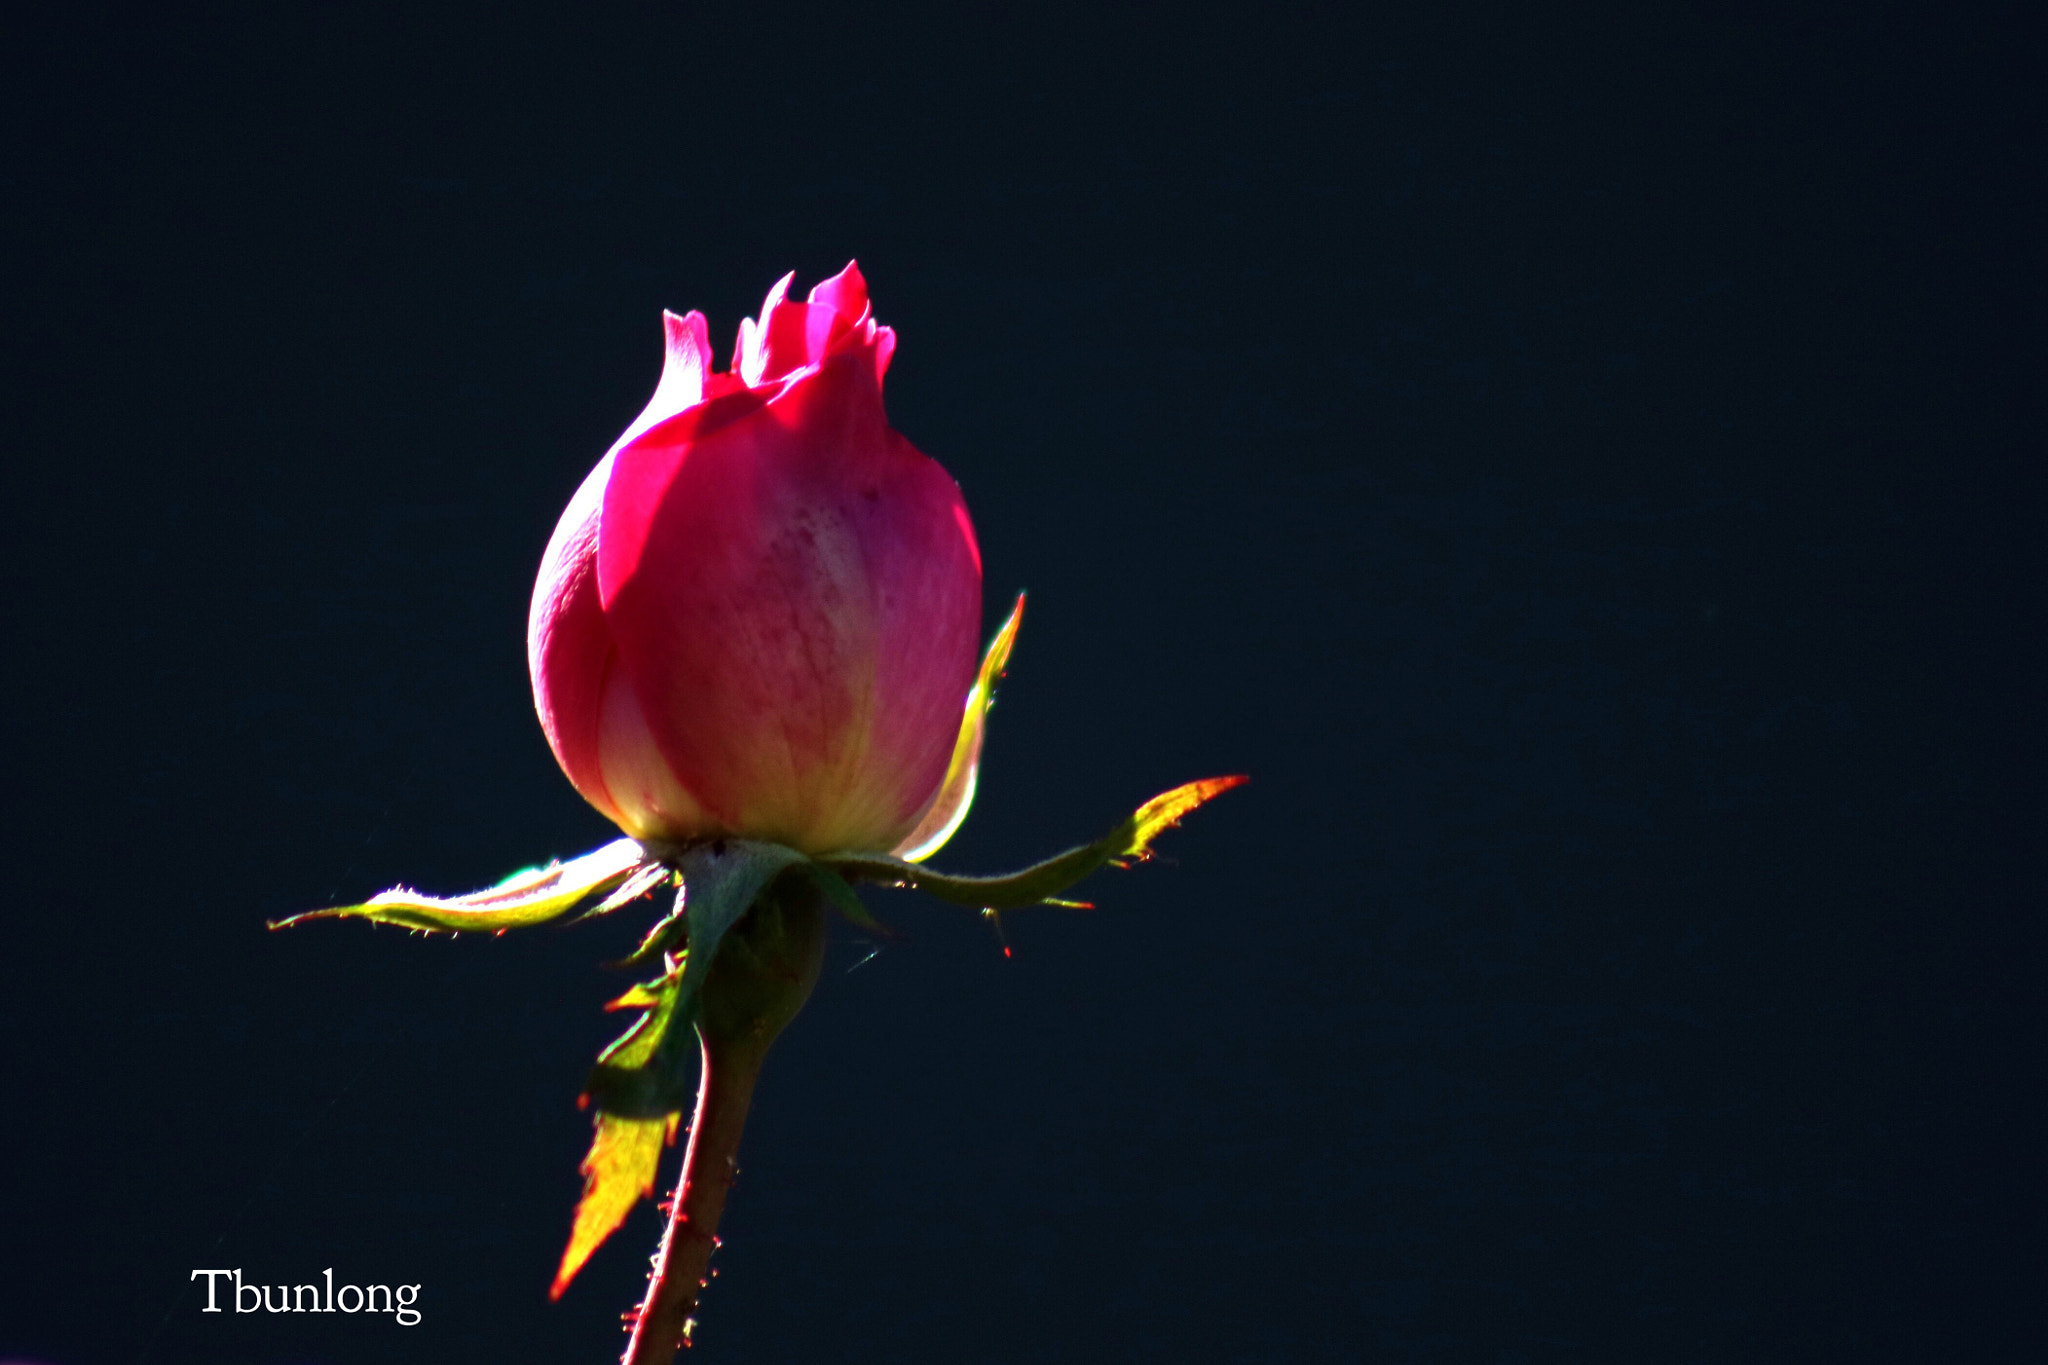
[[269, 838, 651, 934], [549, 1110, 680, 1301], [827, 775, 1247, 910], [893, 593, 1025, 862]]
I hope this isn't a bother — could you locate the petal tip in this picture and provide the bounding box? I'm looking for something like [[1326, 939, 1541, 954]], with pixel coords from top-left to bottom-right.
[[808, 259, 872, 324]]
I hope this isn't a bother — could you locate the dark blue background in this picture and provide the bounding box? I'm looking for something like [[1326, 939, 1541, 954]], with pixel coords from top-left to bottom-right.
[[1, 4, 2037, 1362]]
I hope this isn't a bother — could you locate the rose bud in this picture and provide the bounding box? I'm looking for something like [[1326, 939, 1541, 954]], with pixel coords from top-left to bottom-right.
[[527, 263, 983, 856]]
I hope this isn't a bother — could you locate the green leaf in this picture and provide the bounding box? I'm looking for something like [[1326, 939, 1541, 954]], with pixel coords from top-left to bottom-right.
[[893, 593, 1025, 862], [583, 951, 697, 1119], [583, 840, 808, 1120], [611, 886, 690, 972], [596, 955, 688, 1069], [549, 1110, 678, 1300], [269, 838, 651, 934], [559, 840, 819, 1288], [825, 775, 1247, 910]]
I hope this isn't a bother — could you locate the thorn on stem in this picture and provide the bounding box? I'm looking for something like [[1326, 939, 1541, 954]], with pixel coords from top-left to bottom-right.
[[980, 907, 1013, 957]]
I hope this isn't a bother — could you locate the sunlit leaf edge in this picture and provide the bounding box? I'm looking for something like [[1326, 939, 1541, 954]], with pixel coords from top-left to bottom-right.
[[893, 593, 1025, 863], [270, 837, 650, 934], [826, 775, 1246, 909]]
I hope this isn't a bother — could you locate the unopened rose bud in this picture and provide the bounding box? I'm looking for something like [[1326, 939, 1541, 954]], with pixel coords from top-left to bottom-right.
[[528, 263, 983, 855]]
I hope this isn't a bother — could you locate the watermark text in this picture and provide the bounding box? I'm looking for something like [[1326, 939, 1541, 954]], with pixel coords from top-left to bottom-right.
[[190, 1269, 422, 1326]]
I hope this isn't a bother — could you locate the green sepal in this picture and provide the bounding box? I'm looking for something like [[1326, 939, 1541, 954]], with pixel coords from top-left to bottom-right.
[[892, 593, 1025, 862], [794, 859, 898, 939], [574, 861, 673, 922], [270, 838, 650, 934], [583, 839, 807, 1119], [823, 776, 1247, 910]]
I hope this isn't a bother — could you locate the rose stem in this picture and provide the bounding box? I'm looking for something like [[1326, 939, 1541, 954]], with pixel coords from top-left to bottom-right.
[[623, 879, 827, 1365], [622, 1031, 762, 1365]]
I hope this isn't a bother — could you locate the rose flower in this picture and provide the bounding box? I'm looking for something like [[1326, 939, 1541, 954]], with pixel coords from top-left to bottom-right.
[[528, 262, 983, 857]]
